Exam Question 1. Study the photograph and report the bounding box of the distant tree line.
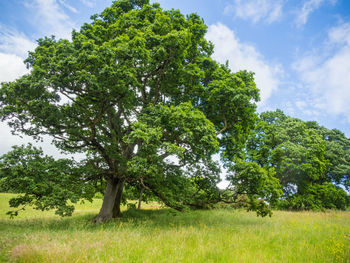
[238,109,350,211]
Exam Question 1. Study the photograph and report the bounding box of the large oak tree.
[0,0,280,222]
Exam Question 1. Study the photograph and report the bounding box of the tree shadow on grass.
[0,208,268,233]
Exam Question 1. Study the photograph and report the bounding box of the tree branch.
[216,114,231,135]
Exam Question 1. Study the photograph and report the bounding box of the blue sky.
[0,0,350,157]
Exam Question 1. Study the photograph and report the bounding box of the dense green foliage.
[1,0,348,219]
[0,145,94,217]
[277,182,348,210]
[0,0,281,221]
[227,160,282,216]
[306,121,350,191]
[241,109,349,210]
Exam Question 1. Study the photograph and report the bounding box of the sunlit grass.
[0,193,104,219]
[1,193,349,262]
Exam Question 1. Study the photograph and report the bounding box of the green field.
[0,193,349,263]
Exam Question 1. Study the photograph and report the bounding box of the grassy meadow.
[0,193,349,263]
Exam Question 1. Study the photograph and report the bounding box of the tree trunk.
[112,179,125,218]
[93,178,120,224]
[138,186,144,209]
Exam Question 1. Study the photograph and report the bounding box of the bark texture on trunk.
[93,178,120,224]
[112,179,125,218]
[138,187,144,209]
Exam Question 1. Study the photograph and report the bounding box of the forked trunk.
[112,179,125,218]
[93,178,123,223]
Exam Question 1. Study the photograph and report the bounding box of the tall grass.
[1,193,349,262]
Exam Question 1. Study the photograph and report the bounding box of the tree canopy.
[240,110,349,210]
[0,0,281,222]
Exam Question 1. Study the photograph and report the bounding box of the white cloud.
[328,22,350,45]
[295,0,337,27]
[293,94,322,118]
[0,122,77,158]
[80,0,96,7]
[206,23,282,104]
[224,0,283,24]
[295,0,323,27]
[0,1,81,158]
[58,0,78,13]
[0,28,33,155]
[0,27,36,58]
[293,22,350,122]
[0,26,35,82]
[295,100,307,110]
[0,54,30,155]
[26,0,76,39]
[0,54,28,83]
